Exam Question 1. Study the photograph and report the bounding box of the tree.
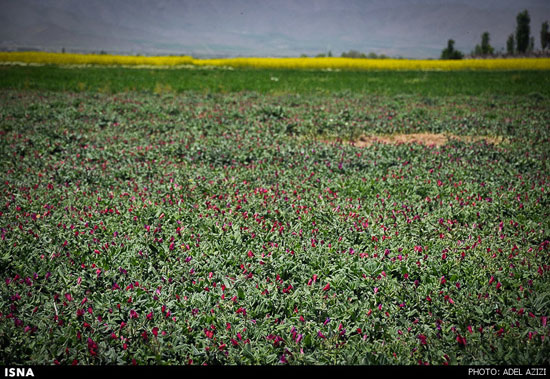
[507,34,515,55]
[441,39,464,60]
[473,32,494,57]
[515,10,531,54]
[481,32,494,55]
[341,50,367,59]
[541,21,549,50]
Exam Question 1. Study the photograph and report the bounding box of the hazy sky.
[1,0,550,58]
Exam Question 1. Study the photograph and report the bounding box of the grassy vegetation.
[0,65,549,366]
[1,65,550,96]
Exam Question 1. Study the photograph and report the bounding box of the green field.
[0,65,549,366]
[1,64,550,96]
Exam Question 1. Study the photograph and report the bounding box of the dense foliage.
[0,81,549,365]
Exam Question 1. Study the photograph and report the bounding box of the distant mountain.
[1,0,549,58]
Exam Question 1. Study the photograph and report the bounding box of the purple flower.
[417,334,427,345]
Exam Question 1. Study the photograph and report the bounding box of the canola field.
[0,58,549,366]
[2,51,550,71]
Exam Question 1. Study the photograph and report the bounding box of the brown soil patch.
[346,133,505,147]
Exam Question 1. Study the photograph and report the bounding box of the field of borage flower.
[0,70,549,366]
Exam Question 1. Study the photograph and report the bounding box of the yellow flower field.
[1,51,550,71]
[0,52,194,67]
[193,56,550,70]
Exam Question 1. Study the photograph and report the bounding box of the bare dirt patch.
[344,133,505,147]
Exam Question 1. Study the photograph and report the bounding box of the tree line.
[300,50,391,59]
[442,10,550,59]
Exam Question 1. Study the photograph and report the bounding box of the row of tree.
[301,50,391,59]
[504,10,548,55]
[442,10,550,59]
[340,50,389,59]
